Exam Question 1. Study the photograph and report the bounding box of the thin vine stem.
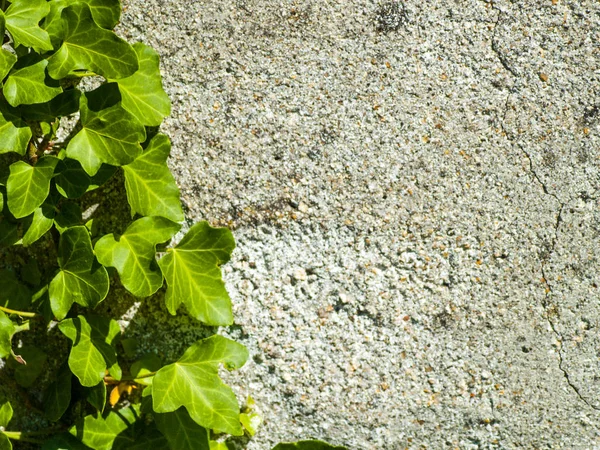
[0,306,37,318]
[105,371,157,383]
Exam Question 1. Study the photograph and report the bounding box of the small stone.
[539,73,549,82]
[293,268,307,281]
[298,202,309,213]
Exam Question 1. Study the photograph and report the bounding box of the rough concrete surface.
[118,0,600,448]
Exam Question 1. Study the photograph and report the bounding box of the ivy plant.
[0,0,250,447]
[0,1,348,449]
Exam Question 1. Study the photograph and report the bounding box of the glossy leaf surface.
[47,3,137,80]
[0,312,14,359]
[113,43,171,126]
[49,226,109,320]
[158,222,235,325]
[3,59,62,107]
[0,50,17,81]
[6,156,58,218]
[66,84,145,176]
[59,315,121,387]
[152,335,248,435]
[122,134,184,222]
[0,102,31,155]
[154,408,210,450]
[54,159,115,199]
[95,216,180,297]
[4,0,53,52]
[69,405,138,450]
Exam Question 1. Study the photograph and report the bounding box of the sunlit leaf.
[6,156,59,218]
[0,399,12,427]
[66,83,145,176]
[95,216,179,297]
[112,43,170,126]
[0,311,15,359]
[3,59,62,107]
[158,222,235,325]
[3,0,53,53]
[122,134,184,222]
[49,226,109,320]
[0,102,31,156]
[152,335,248,435]
[59,315,121,387]
[47,3,137,80]
[69,405,138,450]
[0,50,17,81]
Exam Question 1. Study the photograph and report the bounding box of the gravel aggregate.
[114,0,600,448]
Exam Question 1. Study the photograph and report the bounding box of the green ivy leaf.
[0,433,11,450]
[8,345,47,387]
[112,43,170,126]
[69,405,139,450]
[53,201,82,232]
[3,0,53,53]
[66,84,145,176]
[122,134,183,223]
[43,363,72,422]
[54,159,115,199]
[44,0,121,47]
[0,102,32,156]
[0,50,17,81]
[0,399,12,428]
[113,426,168,450]
[42,433,90,450]
[0,220,18,249]
[154,408,210,450]
[19,88,80,122]
[95,216,180,297]
[47,3,138,80]
[0,270,31,310]
[49,226,109,320]
[0,311,15,359]
[209,442,228,450]
[6,156,59,218]
[272,441,348,450]
[21,203,54,246]
[151,335,248,436]
[130,353,161,386]
[240,411,262,436]
[87,380,106,413]
[59,315,121,387]
[158,222,235,325]
[3,59,63,107]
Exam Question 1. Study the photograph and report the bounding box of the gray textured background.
[118,0,600,448]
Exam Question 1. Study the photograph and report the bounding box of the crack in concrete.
[486,4,600,407]
[489,1,518,79]
[519,141,600,411]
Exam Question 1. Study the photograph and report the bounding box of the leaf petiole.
[0,306,36,318]
[2,431,45,444]
[105,371,157,383]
